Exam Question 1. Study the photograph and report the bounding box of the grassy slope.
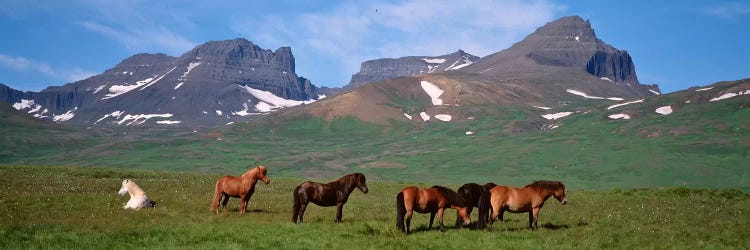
[1,165,748,249]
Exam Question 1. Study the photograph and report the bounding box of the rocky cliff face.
[345,50,479,89]
[466,16,656,96]
[0,38,328,127]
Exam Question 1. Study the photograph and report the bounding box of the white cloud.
[704,2,750,19]
[0,54,96,83]
[233,0,563,86]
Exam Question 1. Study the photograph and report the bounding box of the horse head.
[255,165,271,184]
[118,179,130,196]
[354,173,368,194]
[554,183,568,205]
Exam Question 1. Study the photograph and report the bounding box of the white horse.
[118,179,156,210]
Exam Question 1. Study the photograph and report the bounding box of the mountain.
[268,16,661,128]
[344,50,479,89]
[0,38,328,127]
[465,16,658,96]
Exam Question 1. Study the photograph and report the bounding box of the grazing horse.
[291,173,368,223]
[118,179,156,210]
[479,180,567,229]
[396,186,471,234]
[210,166,271,215]
[455,182,497,228]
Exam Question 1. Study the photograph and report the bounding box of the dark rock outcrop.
[345,50,479,89]
[0,38,331,127]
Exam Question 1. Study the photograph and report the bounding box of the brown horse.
[396,186,471,234]
[210,166,270,215]
[455,182,497,228]
[291,173,368,223]
[479,180,567,229]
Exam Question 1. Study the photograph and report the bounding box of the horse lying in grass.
[455,182,496,228]
[396,185,471,234]
[479,180,567,229]
[211,165,270,215]
[118,179,156,210]
[292,173,368,223]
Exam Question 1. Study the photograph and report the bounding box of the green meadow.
[1,165,748,249]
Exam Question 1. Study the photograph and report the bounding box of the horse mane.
[241,166,264,178]
[525,180,564,190]
[333,173,362,183]
[430,185,459,202]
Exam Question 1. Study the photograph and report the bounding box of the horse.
[291,173,368,223]
[479,180,567,230]
[455,182,497,228]
[396,185,471,234]
[210,165,270,215]
[118,179,156,210]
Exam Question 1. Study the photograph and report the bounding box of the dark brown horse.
[291,173,368,223]
[210,166,270,215]
[479,180,567,229]
[396,185,471,234]
[455,182,497,228]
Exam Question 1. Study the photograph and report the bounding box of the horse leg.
[298,203,308,223]
[528,211,534,229]
[336,203,344,223]
[405,210,413,234]
[532,207,540,229]
[437,208,445,232]
[428,212,436,230]
[221,194,230,214]
[240,196,248,215]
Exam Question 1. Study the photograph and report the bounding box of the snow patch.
[95,110,124,123]
[655,106,673,115]
[709,90,749,102]
[542,112,573,120]
[566,89,604,99]
[174,82,184,90]
[93,85,106,94]
[422,58,446,64]
[420,81,444,105]
[600,77,614,83]
[695,87,713,92]
[419,112,430,121]
[607,97,624,101]
[608,113,630,120]
[240,86,318,113]
[53,109,76,122]
[465,131,475,135]
[434,114,452,122]
[575,36,580,42]
[12,99,34,110]
[215,110,223,116]
[180,62,201,79]
[649,89,661,95]
[103,77,155,99]
[317,95,327,99]
[156,120,181,124]
[117,113,173,125]
[450,61,472,70]
[226,122,235,125]
[685,100,691,104]
[403,113,412,120]
[533,106,552,110]
[607,99,644,110]
[139,66,177,90]
[232,103,257,116]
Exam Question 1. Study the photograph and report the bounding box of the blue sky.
[0,0,748,93]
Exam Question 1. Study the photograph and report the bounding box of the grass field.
[1,165,748,249]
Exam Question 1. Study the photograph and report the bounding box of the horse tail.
[396,191,406,231]
[210,178,223,212]
[291,185,301,223]
[477,188,490,229]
